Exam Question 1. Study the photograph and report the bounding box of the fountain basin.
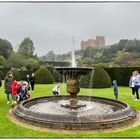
[56,67,93,76]
[13,96,136,130]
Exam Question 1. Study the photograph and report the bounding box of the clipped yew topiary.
[35,67,54,84]
[53,69,63,82]
[0,71,4,79]
[11,69,21,81]
[80,66,112,88]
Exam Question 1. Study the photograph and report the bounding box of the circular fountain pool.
[13,95,136,130]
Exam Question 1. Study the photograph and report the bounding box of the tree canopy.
[6,53,26,68]
[18,37,35,56]
[0,55,6,66]
[0,38,13,59]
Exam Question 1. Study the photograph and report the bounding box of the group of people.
[107,70,140,101]
[4,71,36,105]
[129,70,140,100]
[2,69,140,105]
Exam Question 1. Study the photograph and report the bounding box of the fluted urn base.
[65,78,85,109]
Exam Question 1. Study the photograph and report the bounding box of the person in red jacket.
[12,80,22,105]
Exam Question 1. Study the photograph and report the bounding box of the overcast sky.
[0,2,140,56]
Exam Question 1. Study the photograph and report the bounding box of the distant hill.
[41,39,140,67]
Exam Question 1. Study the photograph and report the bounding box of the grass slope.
[0,84,140,138]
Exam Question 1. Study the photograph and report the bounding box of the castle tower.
[96,36,105,48]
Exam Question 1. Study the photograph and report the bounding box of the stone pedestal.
[66,78,80,108]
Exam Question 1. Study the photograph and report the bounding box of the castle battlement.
[81,35,105,49]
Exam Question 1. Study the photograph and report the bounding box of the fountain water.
[71,36,76,67]
[12,37,137,130]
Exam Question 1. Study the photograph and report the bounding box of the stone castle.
[81,36,105,49]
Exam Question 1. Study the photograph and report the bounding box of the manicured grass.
[0,84,140,138]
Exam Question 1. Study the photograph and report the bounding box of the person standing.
[113,80,118,100]
[134,71,140,100]
[26,74,30,85]
[4,71,14,104]
[129,71,136,99]
[135,71,140,88]
[30,73,36,93]
[26,74,30,91]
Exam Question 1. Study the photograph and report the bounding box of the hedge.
[80,66,112,88]
[11,69,21,81]
[0,71,4,79]
[0,67,11,79]
[104,67,140,86]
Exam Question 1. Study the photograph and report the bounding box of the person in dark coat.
[30,73,36,93]
[113,80,118,100]
[4,71,14,104]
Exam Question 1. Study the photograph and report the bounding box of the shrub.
[53,70,63,82]
[0,67,10,78]
[6,53,26,68]
[0,55,6,66]
[11,69,21,81]
[104,67,140,86]
[20,70,28,80]
[21,66,27,71]
[80,66,112,88]
[20,69,38,81]
[0,71,4,79]
[35,67,54,84]
[25,58,39,69]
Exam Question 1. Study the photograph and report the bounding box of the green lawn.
[0,84,140,138]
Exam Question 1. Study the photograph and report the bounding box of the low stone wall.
[13,96,137,130]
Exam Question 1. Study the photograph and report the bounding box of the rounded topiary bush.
[35,67,54,84]
[20,70,28,80]
[80,66,112,88]
[11,69,21,81]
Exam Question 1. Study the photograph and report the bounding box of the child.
[17,81,31,101]
[12,80,22,105]
[52,84,60,96]
[113,80,118,100]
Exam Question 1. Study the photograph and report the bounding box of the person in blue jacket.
[113,80,118,100]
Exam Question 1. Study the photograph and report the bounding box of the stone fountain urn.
[56,67,93,109]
